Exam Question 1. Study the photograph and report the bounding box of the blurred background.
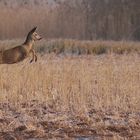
[0,0,139,41]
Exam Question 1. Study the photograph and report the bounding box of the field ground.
[0,40,140,139]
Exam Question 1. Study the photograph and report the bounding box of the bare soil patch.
[0,101,140,140]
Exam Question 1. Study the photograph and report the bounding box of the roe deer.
[0,27,42,64]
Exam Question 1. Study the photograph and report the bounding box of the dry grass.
[0,50,140,139]
[0,53,140,112]
[1,39,140,56]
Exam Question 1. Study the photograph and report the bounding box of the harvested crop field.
[0,100,140,140]
[0,52,140,139]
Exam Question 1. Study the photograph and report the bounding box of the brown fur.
[0,27,42,64]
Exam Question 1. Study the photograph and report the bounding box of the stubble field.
[0,40,140,139]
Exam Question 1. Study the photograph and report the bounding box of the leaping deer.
[0,27,42,64]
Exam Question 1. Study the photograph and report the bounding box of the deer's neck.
[23,39,35,52]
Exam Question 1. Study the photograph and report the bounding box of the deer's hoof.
[35,58,37,62]
[30,60,33,63]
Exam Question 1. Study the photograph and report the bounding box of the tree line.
[0,0,139,40]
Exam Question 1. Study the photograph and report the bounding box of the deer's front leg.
[35,54,37,62]
[30,49,37,63]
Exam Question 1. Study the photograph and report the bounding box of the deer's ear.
[30,27,37,34]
